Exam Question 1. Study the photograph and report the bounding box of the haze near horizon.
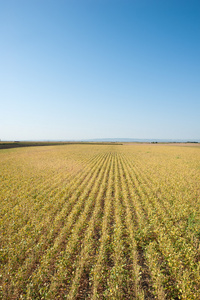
[1,0,199,141]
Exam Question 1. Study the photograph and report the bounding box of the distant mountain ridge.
[3,138,199,143]
[84,138,200,143]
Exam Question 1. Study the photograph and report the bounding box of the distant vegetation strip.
[0,141,123,149]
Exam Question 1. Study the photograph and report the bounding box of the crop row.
[0,144,199,299]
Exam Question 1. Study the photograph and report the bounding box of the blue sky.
[0,0,199,141]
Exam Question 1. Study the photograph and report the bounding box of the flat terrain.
[0,144,199,299]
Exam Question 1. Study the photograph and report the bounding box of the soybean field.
[0,144,200,299]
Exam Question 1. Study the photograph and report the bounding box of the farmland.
[0,144,200,299]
